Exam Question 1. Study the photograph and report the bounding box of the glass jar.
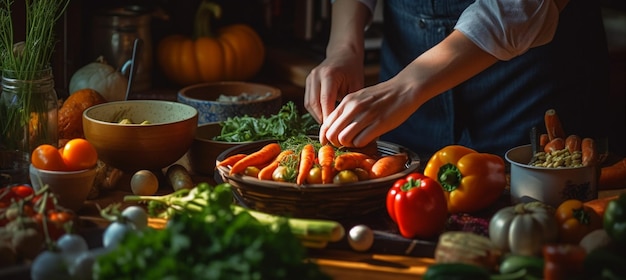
[0,68,58,186]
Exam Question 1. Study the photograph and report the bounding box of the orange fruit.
[60,138,98,170]
[31,144,67,171]
[58,88,107,139]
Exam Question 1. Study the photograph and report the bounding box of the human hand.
[304,51,364,124]
[319,74,423,148]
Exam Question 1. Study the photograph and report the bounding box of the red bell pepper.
[386,172,448,239]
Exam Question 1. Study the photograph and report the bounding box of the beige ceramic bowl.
[505,144,598,208]
[82,100,198,172]
[177,81,282,125]
[29,164,96,211]
[188,122,266,176]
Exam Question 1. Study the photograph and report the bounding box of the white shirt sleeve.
[357,0,377,15]
[454,0,560,61]
[331,0,377,15]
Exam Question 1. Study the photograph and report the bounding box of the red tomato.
[11,185,34,199]
[60,138,98,171]
[32,194,57,212]
[35,210,75,240]
[31,144,67,171]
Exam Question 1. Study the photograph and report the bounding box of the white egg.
[348,224,374,252]
[130,170,158,196]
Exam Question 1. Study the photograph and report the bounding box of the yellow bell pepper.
[424,145,506,213]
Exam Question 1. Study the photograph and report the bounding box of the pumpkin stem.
[194,0,222,39]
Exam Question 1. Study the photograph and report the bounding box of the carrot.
[369,153,408,179]
[318,144,336,184]
[544,137,565,153]
[296,144,316,185]
[581,137,597,166]
[599,157,626,189]
[565,134,582,153]
[544,109,566,141]
[217,153,247,168]
[333,152,373,171]
[230,143,282,175]
[584,195,619,217]
[257,149,294,180]
[539,133,550,148]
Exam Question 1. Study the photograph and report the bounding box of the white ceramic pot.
[505,144,598,208]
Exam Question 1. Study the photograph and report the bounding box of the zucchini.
[499,254,544,277]
[424,263,491,280]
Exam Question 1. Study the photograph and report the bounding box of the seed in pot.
[131,170,159,195]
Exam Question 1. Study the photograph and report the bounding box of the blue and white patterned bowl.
[177,81,282,125]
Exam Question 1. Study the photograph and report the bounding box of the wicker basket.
[215,140,420,219]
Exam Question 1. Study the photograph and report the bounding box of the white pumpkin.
[69,56,128,101]
[489,201,559,256]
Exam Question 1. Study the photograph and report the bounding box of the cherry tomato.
[272,166,290,182]
[307,166,322,184]
[36,210,75,240]
[244,166,261,178]
[11,185,34,199]
[32,194,57,212]
[333,170,359,184]
[60,138,98,171]
[31,144,66,171]
[0,187,16,204]
[353,168,370,181]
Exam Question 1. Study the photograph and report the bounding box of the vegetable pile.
[123,182,344,248]
[214,101,319,142]
[424,194,626,280]
[0,184,75,267]
[220,136,409,184]
[94,182,334,279]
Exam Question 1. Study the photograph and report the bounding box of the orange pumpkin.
[156,1,265,85]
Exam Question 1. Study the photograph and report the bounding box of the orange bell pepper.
[555,199,603,244]
[424,145,506,213]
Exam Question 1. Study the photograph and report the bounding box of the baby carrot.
[258,149,294,180]
[540,133,550,148]
[217,153,247,168]
[370,153,408,179]
[230,143,282,175]
[565,134,582,153]
[318,145,336,184]
[333,152,373,171]
[296,144,316,185]
[544,137,565,153]
[544,109,566,141]
[581,138,597,166]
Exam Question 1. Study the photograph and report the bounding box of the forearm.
[326,0,371,58]
[399,30,498,107]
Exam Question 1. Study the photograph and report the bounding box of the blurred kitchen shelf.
[265,45,380,88]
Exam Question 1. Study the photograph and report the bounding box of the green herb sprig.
[214,101,320,142]
[0,0,70,150]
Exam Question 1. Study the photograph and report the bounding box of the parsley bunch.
[94,184,331,280]
[214,101,319,142]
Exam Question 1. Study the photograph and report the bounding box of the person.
[304,0,618,159]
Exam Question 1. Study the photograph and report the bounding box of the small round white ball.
[130,170,158,196]
[348,224,374,252]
